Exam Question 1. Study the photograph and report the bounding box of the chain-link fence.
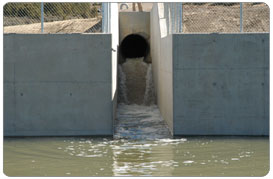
[4,2,269,34]
[4,2,102,33]
[164,2,269,34]
[242,3,269,32]
[182,3,241,33]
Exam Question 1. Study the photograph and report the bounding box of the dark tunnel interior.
[120,34,149,59]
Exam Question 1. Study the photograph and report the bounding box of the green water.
[3,136,269,176]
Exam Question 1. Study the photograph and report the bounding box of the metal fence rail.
[4,2,103,33]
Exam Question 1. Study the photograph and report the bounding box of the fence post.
[102,3,106,33]
[176,3,179,33]
[240,2,243,32]
[108,2,111,33]
[102,2,110,33]
[171,3,175,33]
[165,3,170,34]
[179,2,183,33]
[41,2,44,33]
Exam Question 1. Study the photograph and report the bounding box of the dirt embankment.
[182,3,269,33]
[4,18,101,34]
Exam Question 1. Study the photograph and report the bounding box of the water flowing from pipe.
[118,57,155,105]
[118,65,128,104]
[144,64,156,105]
[116,57,171,139]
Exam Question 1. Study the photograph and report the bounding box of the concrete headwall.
[4,34,113,136]
[119,11,151,63]
[173,33,269,135]
[119,12,150,42]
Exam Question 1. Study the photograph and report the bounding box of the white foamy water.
[118,65,128,104]
[118,57,155,105]
[116,57,169,139]
[114,104,171,140]
[144,64,156,105]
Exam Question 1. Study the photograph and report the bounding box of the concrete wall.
[150,3,173,134]
[173,33,269,136]
[4,34,113,136]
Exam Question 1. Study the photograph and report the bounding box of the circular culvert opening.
[120,34,149,59]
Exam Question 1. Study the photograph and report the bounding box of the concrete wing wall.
[150,3,174,134]
[4,34,113,136]
[111,3,119,127]
[173,33,269,135]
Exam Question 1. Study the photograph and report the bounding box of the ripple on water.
[3,135,269,176]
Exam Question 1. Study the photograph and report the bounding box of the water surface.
[4,136,269,176]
